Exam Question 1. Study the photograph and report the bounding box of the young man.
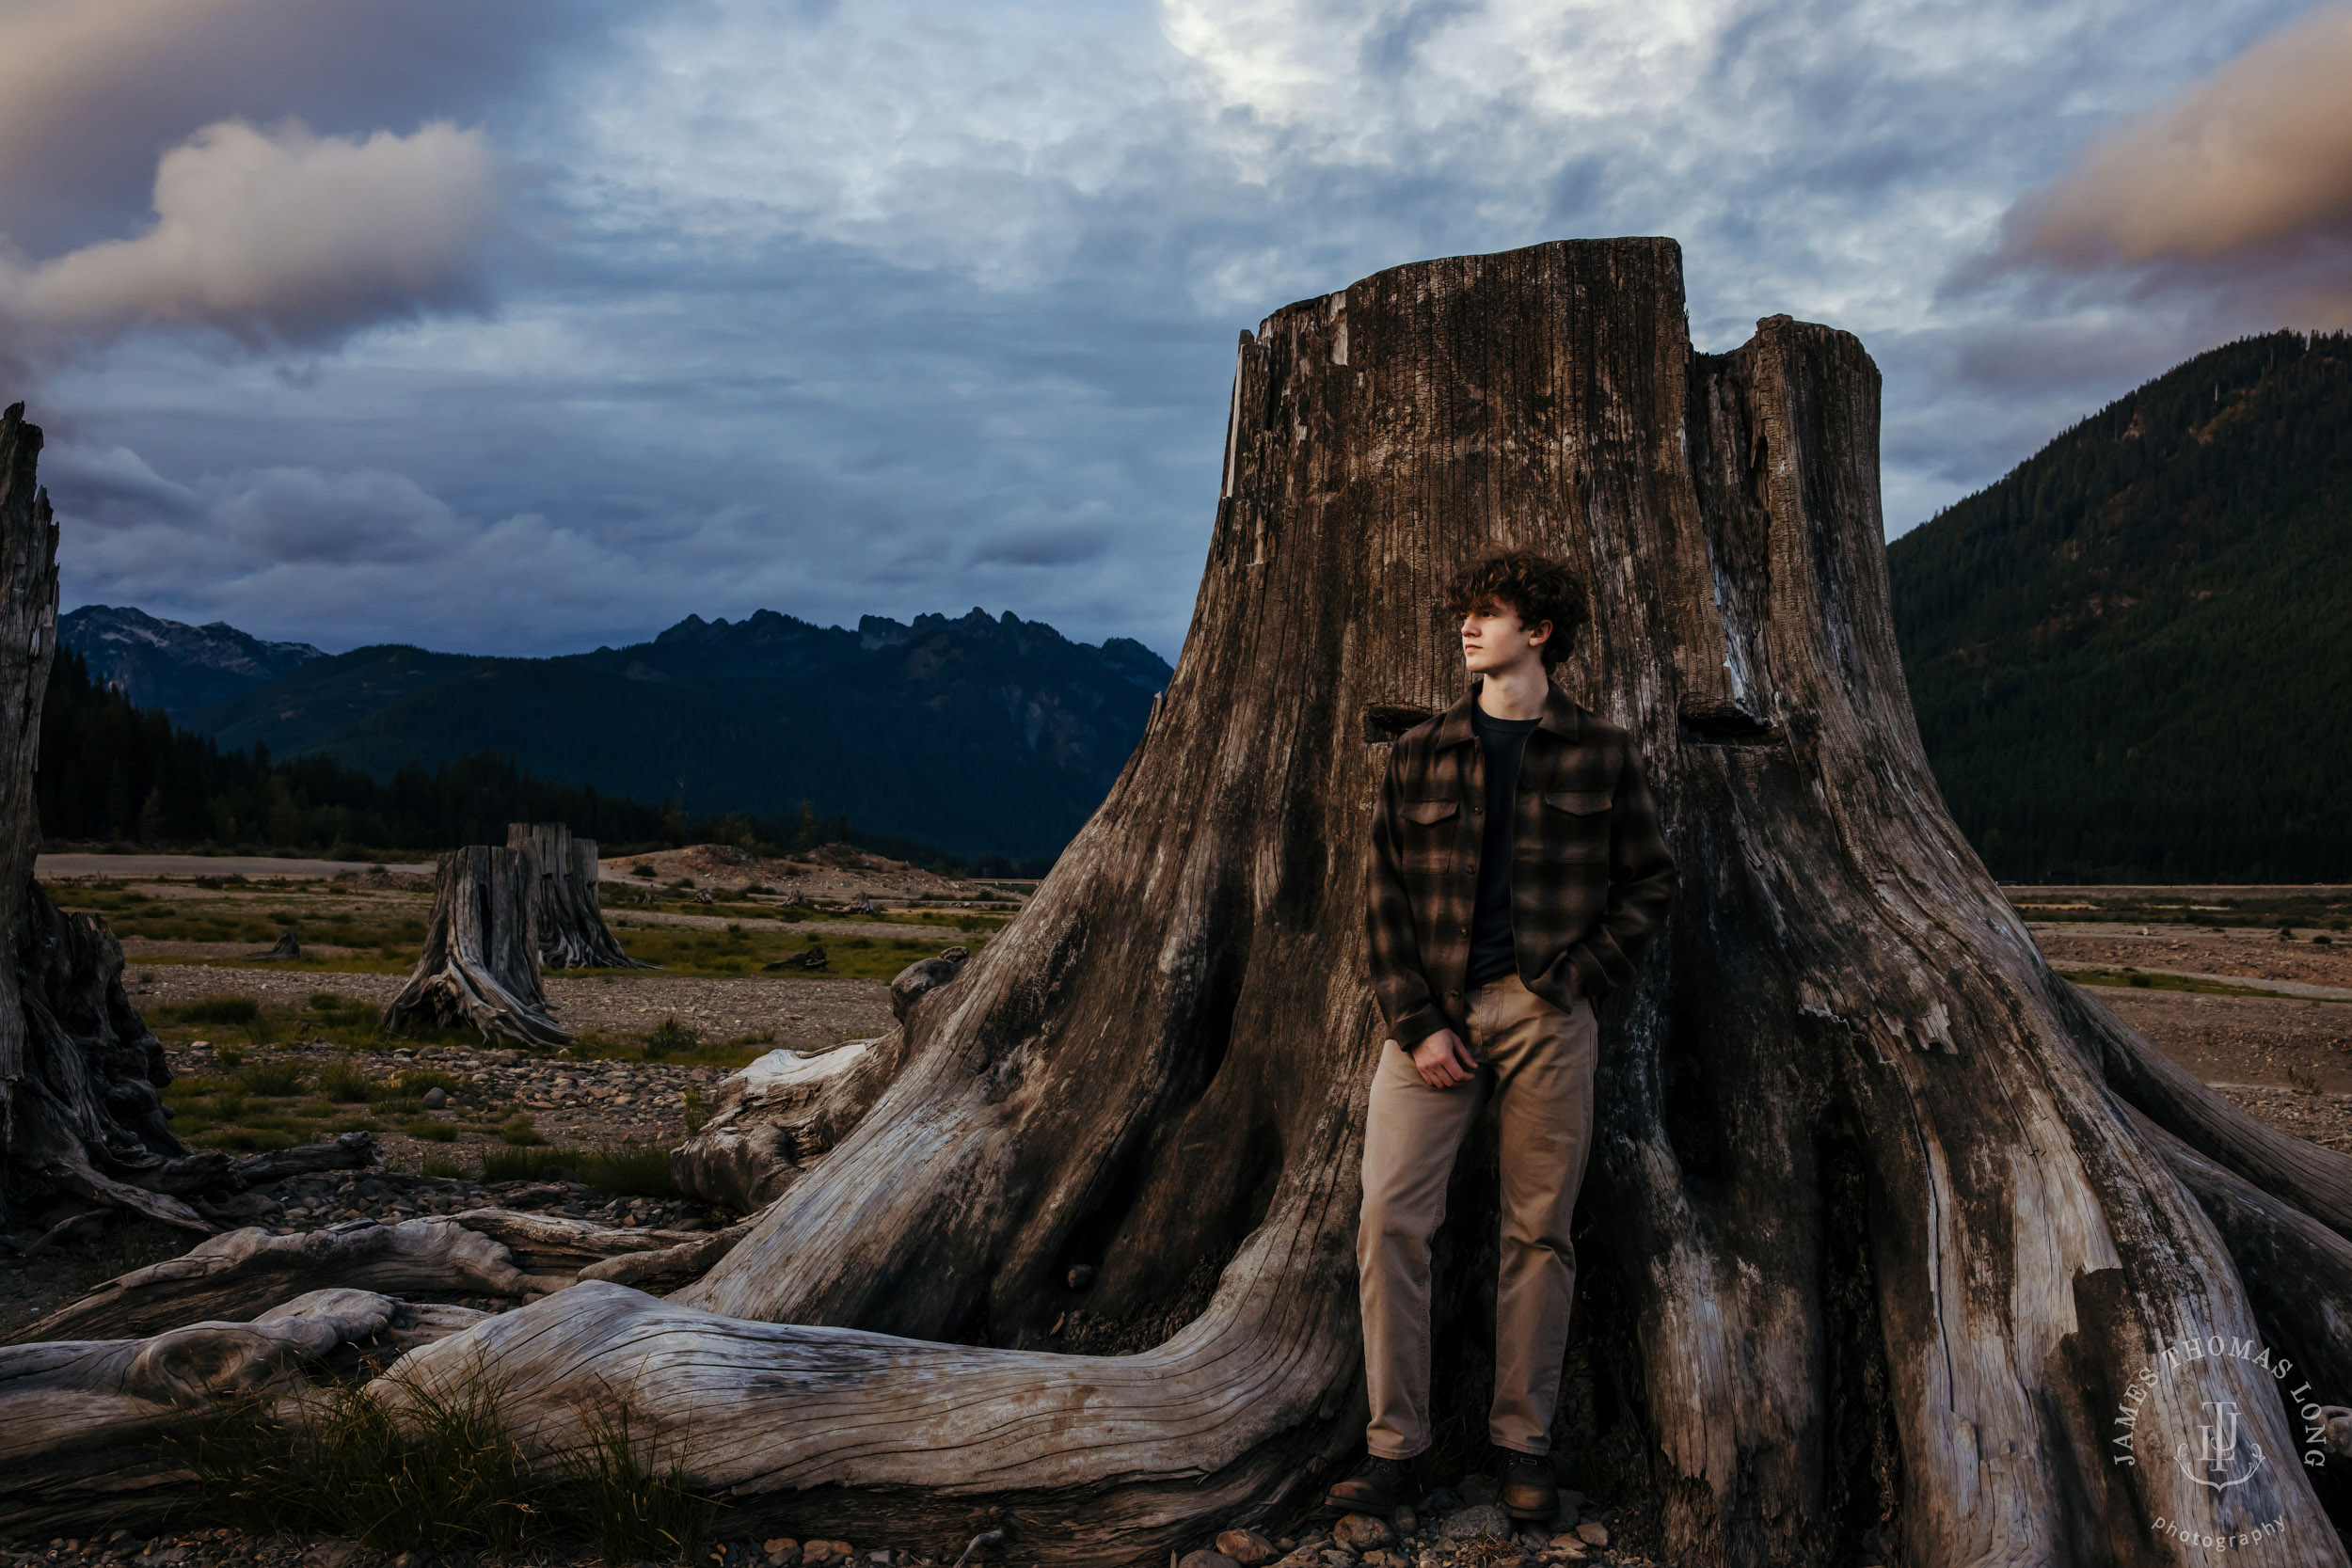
[1329,548,1676,1522]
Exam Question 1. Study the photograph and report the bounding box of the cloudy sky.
[7,0,2349,661]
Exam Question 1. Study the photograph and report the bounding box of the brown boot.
[1494,1447,1557,1522]
[1324,1452,1422,1513]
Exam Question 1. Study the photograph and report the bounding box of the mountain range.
[1887,329,2352,882]
[60,605,1173,862]
[57,605,324,714]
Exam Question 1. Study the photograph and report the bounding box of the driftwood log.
[381,847,570,1047]
[672,952,969,1210]
[0,1288,489,1536]
[8,1207,751,1344]
[506,821,651,969]
[10,243,2352,1565]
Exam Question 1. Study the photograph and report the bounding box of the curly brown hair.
[1440,548,1586,668]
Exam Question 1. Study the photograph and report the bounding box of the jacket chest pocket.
[1400,798,1459,873]
[1536,789,1611,863]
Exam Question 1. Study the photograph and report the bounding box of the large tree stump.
[506,822,652,969]
[381,847,570,1048]
[16,244,2352,1566]
[403,241,2352,1562]
[0,404,201,1238]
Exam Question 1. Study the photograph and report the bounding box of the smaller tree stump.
[506,823,652,969]
[382,847,570,1048]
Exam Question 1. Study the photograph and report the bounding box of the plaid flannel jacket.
[1365,679,1675,1049]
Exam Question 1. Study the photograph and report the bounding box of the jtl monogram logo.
[2180,1398,2266,1491]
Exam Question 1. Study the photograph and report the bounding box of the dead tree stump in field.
[386,241,2352,1564]
[382,847,569,1048]
[0,404,200,1237]
[507,821,650,969]
[12,245,2352,1566]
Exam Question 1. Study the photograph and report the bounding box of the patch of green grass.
[577,917,980,979]
[419,1153,467,1179]
[161,994,268,1042]
[2058,967,2344,1001]
[560,1399,720,1564]
[236,1061,307,1096]
[481,1143,675,1197]
[569,1031,769,1070]
[320,1057,382,1102]
[496,1117,545,1147]
[173,1366,545,1557]
[400,1120,461,1143]
[481,1144,566,1180]
[573,1145,677,1198]
[644,1017,695,1060]
[395,1068,471,1097]
[195,1127,298,1152]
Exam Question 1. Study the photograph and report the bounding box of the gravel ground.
[2033,925,2352,990]
[0,1487,1641,1568]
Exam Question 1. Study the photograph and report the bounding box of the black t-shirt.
[1467,707,1540,987]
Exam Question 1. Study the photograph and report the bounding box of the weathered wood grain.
[0,1288,485,1536]
[382,846,570,1046]
[508,822,653,969]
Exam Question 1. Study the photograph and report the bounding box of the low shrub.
[175,1369,722,1561]
[482,1144,568,1181]
[237,1061,307,1096]
[175,1368,539,1556]
[644,1017,696,1060]
[573,1145,676,1198]
[560,1398,720,1563]
[174,995,262,1028]
[497,1117,546,1147]
[169,994,271,1043]
[482,1143,675,1197]
[320,1058,380,1103]
[196,1127,297,1152]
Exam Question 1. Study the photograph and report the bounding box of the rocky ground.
[0,1485,1630,1568]
[2029,921,2352,1139]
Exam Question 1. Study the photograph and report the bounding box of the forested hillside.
[1888,330,2352,881]
[37,647,661,853]
[168,608,1168,862]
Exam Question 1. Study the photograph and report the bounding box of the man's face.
[1458,597,1551,674]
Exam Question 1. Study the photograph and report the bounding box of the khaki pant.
[1358,973,1597,1459]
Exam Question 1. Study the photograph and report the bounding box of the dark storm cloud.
[23,0,2346,665]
